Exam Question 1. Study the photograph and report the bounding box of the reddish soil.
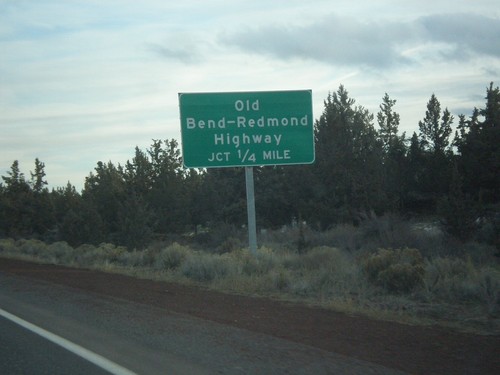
[1,257,499,375]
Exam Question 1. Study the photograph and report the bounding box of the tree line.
[1,83,499,250]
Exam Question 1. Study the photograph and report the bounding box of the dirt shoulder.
[1,257,499,375]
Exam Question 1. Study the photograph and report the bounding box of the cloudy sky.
[1,0,499,190]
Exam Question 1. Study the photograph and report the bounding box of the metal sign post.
[245,167,257,254]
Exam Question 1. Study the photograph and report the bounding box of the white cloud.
[219,13,500,69]
[419,13,500,58]
[1,0,499,190]
[219,14,411,68]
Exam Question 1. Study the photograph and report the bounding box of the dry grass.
[1,219,499,335]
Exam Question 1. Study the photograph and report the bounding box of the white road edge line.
[0,307,137,375]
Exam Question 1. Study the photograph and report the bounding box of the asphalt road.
[0,270,406,375]
[0,315,114,375]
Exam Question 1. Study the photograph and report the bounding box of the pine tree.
[30,158,48,193]
[1,161,33,237]
[477,82,500,204]
[438,163,477,242]
[377,93,401,153]
[418,94,453,154]
[454,83,500,204]
[83,161,125,242]
[201,167,246,226]
[147,139,188,234]
[314,86,385,226]
[416,94,454,208]
[377,93,407,211]
[117,192,154,250]
[2,160,28,192]
[28,158,54,238]
[123,147,153,196]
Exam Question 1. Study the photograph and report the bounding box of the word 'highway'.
[214,132,282,148]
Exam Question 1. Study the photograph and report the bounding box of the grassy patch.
[1,222,499,335]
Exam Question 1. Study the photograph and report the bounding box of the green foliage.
[0,238,16,253]
[234,247,278,276]
[217,236,242,254]
[284,246,343,271]
[292,246,364,297]
[455,83,500,205]
[180,252,232,282]
[310,224,364,252]
[2,160,26,191]
[377,94,408,211]
[313,85,385,226]
[438,163,478,242]
[424,257,500,315]
[154,243,189,271]
[2,236,499,331]
[201,168,247,226]
[361,248,425,293]
[30,158,48,193]
[193,222,244,252]
[0,84,498,248]
[98,242,127,262]
[1,161,49,238]
[117,249,157,268]
[147,139,191,234]
[414,94,454,209]
[70,242,127,267]
[418,94,453,154]
[377,92,401,152]
[83,161,126,240]
[270,268,291,291]
[116,192,154,250]
[59,206,104,247]
[43,241,75,263]
[17,238,48,257]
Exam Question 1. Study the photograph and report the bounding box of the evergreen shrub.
[361,248,425,293]
[424,257,500,309]
[181,252,231,282]
[154,243,189,271]
[0,238,15,253]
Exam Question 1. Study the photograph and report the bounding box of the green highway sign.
[179,90,315,168]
